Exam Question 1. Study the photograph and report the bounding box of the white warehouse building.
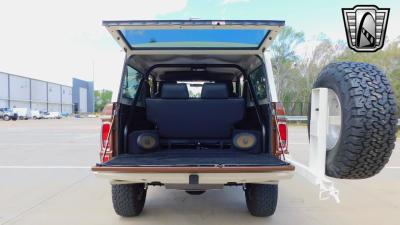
[0,71,73,114]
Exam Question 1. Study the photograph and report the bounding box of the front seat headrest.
[161,83,189,99]
[201,83,229,99]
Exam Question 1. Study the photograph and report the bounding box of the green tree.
[270,27,305,115]
[95,89,113,112]
[336,40,400,106]
[291,39,346,115]
[270,27,305,62]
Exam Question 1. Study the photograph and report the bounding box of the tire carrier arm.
[285,88,339,203]
[263,51,339,203]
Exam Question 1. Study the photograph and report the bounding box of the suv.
[92,20,397,217]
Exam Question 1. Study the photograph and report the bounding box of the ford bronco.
[92,20,397,217]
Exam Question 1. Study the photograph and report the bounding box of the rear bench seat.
[146,83,245,139]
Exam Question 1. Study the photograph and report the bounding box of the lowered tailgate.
[92,150,294,184]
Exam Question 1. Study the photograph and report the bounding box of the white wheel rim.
[326,89,342,150]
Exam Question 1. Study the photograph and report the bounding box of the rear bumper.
[92,165,294,184]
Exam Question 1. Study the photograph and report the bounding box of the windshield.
[120,29,269,49]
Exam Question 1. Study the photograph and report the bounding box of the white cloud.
[221,0,250,5]
[0,0,187,96]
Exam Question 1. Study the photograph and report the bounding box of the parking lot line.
[0,143,98,146]
[0,166,91,169]
[385,166,400,169]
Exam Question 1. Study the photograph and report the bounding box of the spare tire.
[312,62,397,179]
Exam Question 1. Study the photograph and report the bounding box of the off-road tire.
[3,115,10,121]
[245,184,278,217]
[185,190,206,195]
[111,183,147,217]
[313,62,397,179]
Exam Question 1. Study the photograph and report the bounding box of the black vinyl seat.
[161,83,189,99]
[146,83,244,139]
[201,83,229,99]
[154,81,178,97]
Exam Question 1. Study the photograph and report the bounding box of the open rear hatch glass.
[103,20,284,53]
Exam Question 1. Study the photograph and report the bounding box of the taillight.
[103,154,110,162]
[100,122,112,163]
[277,121,288,153]
[275,103,288,154]
[101,122,111,149]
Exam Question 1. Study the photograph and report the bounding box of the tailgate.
[92,151,294,173]
[92,151,294,184]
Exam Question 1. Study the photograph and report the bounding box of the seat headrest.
[201,83,229,99]
[161,83,189,99]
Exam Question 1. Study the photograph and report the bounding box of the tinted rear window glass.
[120,29,269,49]
[249,66,268,104]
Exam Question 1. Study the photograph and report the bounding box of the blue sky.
[158,0,400,42]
